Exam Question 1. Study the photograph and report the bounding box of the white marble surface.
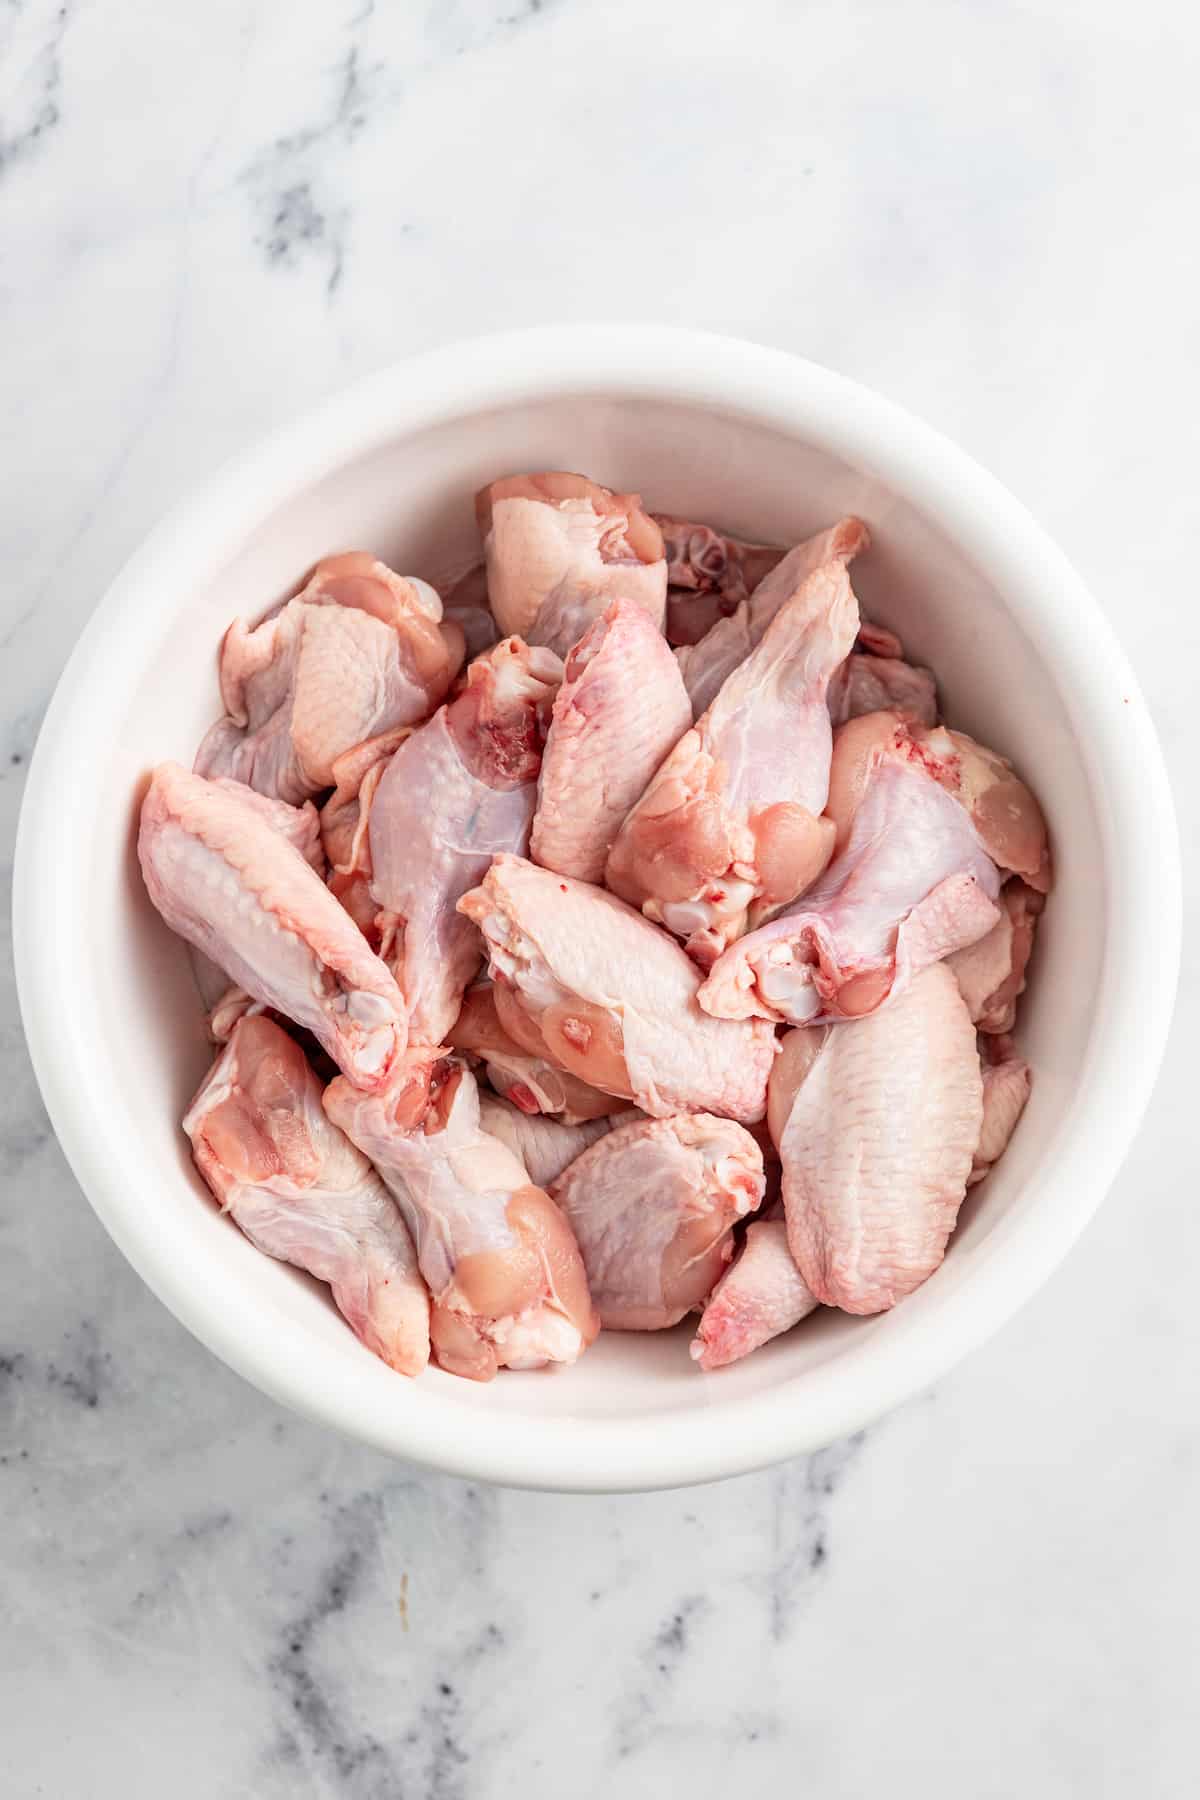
[3,1,1199,1793]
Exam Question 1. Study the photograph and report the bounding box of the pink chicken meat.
[192,777,327,1042]
[325,1060,598,1381]
[185,1015,429,1374]
[675,516,869,717]
[531,596,692,883]
[138,763,407,1089]
[655,515,785,648]
[970,1036,1032,1184]
[832,652,938,727]
[691,1217,819,1370]
[552,1112,765,1330]
[433,560,502,661]
[946,879,1044,1034]
[769,962,984,1313]
[364,638,562,1045]
[458,855,777,1123]
[476,472,667,657]
[477,1091,617,1191]
[698,710,1049,1026]
[318,726,412,943]
[195,553,462,804]
[606,558,860,963]
[448,983,621,1122]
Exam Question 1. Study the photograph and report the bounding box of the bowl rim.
[14,324,1181,1492]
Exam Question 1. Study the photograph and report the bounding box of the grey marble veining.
[3,0,1200,1794]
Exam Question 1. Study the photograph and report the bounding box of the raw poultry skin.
[770,962,983,1314]
[857,619,905,659]
[655,515,785,647]
[433,560,502,661]
[970,1035,1032,1184]
[324,1060,598,1381]
[138,763,408,1089]
[531,596,692,883]
[946,879,1044,1033]
[675,516,869,717]
[606,559,860,963]
[222,781,326,872]
[696,707,1052,1025]
[666,587,736,651]
[198,779,327,1043]
[691,1217,819,1369]
[194,553,462,804]
[831,651,938,728]
[458,854,777,1123]
[552,1112,765,1330]
[910,727,1051,893]
[448,983,621,1122]
[365,637,562,1045]
[318,726,412,943]
[475,472,667,657]
[184,1014,430,1374]
[477,1091,616,1190]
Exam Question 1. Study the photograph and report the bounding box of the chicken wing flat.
[366,638,562,1044]
[185,1015,429,1373]
[139,763,407,1089]
[675,516,869,717]
[769,963,983,1314]
[531,595,691,883]
[458,855,777,1123]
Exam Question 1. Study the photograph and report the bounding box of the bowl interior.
[44,369,1114,1483]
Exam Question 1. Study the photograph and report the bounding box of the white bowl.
[14,326,1179,1492]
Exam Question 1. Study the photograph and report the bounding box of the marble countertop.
[3,1,1198,1793]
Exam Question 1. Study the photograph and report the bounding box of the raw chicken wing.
[139,763,407,1088]
[656,516,785,647]
[690,1217,818,1369]
[434,560,502,660]
[770,963,983,1313]
[366,638,562,1044]
[198,779,328,1043]
[195,553,461,803]
[458,855,777,1123]
[223,781,326,871]
[606,559,859,962]
[831,652,938,727]
[946,879,1044,1033]
[325,1061,598,1381]
[675,516,869,717]
[970,1036,1032,1183]
[552,1112,764,1329]
[656,514,784,603]
[476,472,667,656]
[698,711,1021,1026]
[909,728,1051,892]
[448,983,620,1122]
[319,727,411,941]
[185,1015,429,1374]
[531,596,692,883]
[477,1091,616,1190]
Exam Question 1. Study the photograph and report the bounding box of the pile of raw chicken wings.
[138,471,1050,1384]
